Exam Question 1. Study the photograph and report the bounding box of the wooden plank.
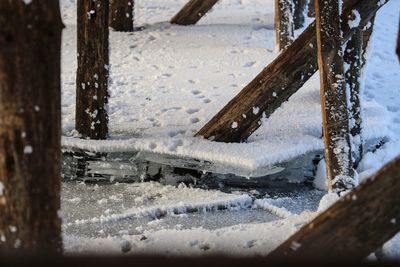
[0,1,63,252]
[345,29,364,166]
[267,156,400,260]
[315,0,354,191]
[171,0,219,25]
[76,0,110,140]
[196,0,390,143]
[109,0,134,32]
[293,0,308,29]
[275,0,295,51]
[397,19,400,61]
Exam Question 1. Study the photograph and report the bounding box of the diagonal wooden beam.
[266,156,400,260]
[196,0,390,143]
[171,0,219,25]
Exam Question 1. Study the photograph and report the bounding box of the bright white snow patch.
[348,10,361,29]
[24,146,33,154]
[313,159,328,191]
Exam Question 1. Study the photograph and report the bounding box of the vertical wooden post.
[275,0,295,51]
[308,0,315,17]
[109,0,134,32]
[344,30,363,166]
[0,0,63,252]
[76,0,110,140]
[293,0,308,29]
[315,0,354,192]
[397,19,400,61]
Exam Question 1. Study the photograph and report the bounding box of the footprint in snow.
[243,61,256,68]
[191,89,201,95]
[190,118,200,124]
[186,108,199,114]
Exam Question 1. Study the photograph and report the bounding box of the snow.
[348,10,361,29]
[59,0,400,258]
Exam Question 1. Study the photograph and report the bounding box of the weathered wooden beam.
[109,0,134,32]
[196,0,390,143]
[275,0,295,51]
[397,19,400,61]
[315,0,354,192]
[293,0,308,29]
[171,0,219,26]
[267,156,400,260]
[0,1,63,252]
[345,29,364,167]
[308,0,315,17]
[76,0,110,140]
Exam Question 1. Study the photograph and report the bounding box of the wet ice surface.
[61,180,324,239]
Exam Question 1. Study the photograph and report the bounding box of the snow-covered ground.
[60,0,400,258]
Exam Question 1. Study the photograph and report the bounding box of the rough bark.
[171,0,219,26]
[308,0,315,17]
[195,0,389,143]
[76,0,110,140]
[0,0,63,252]
[397,19,400,61]
[293,0,308,29]
[109,0,134,32]
[345,29,364,167]
[275,0,295,51]
[315,0,354,192]
[267,156,400,260]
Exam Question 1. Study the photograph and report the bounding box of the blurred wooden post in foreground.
[275,0,295,51]
[0,0,63,252]
[315,0,354,192]
[267,156,400,260]
[171,0,219,25]
[76,0,110,140]
[109,0,134,32]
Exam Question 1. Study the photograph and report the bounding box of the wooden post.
[171,0,219,26]
[315,0,354,192]
[293,0,308,29]
[196,0,390,143]
[267,156,400,260]
[345,30,364,167]
[275,0,295,51]
[76,0,110,140]
[109,0,134,32]
[397,19,400,61]
[308,0,315,17]
[0,0,63,252]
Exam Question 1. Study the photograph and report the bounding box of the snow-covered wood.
[267,156,400,260]
[171,0,219,26]
[293,0,308,29]
[345,29,364,166]
[275,0,295,51]
[0,0,63,252]
[76,0,110,140]
[315,0,354,192]
[109,0,134,32]
[196,0,390,143]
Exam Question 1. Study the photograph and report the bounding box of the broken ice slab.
[61,136,387,183]
[62,146,317,184]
